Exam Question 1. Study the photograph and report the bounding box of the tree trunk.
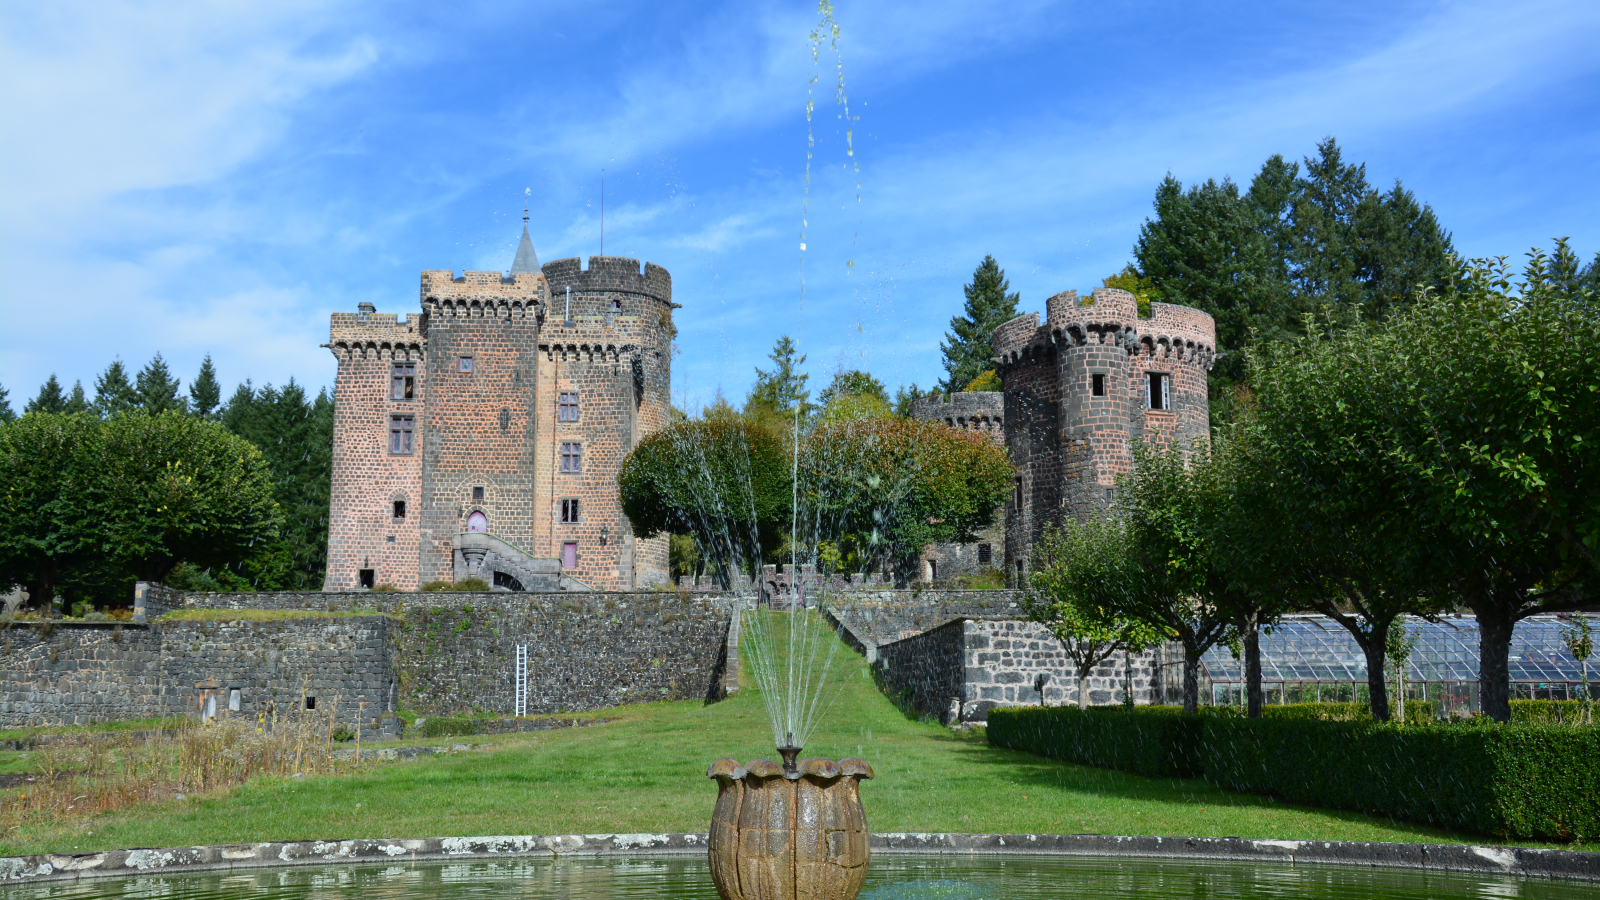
[1245,615,1263,719]
[1182,644,1201,715]
[1361,624,1391,722]
[1478,612,1515,723]
[1077,668,1089,709]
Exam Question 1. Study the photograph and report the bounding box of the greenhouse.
[1156,614,1594,715]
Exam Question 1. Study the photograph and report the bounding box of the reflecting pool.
[10,853,1589,899]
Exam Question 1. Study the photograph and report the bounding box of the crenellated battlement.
[910,391,1005,446]
[328,306,426,361]
[992,289,1216,371]
[541,256,672,305]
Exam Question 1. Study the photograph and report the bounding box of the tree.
[1559,616,1592,723]
[88,411,281,583]
[189,355,221,420]
[619,412,792,589]
[0,384,13,424]
[0,413,100,609]
[63,381,91,415]
[93,360,138,418]
[25,376,68,415]
[745,335,813,420]
[220,379,334,590]
[1386,619,1418,723]
[891,383,932,418]
[817,369,887,407]
[940,255,1020,394]
[1023,518,1161,708]
[1100,266,1160,317]
[962,370,1001,392]
[1357,244,1598,721]
[135,353,185,414]
[1116,440,1237,714]
[801,417,1012,585]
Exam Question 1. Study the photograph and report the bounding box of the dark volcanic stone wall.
[874,619,965,724]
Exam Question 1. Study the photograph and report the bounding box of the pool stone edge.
[1,832,1595,884]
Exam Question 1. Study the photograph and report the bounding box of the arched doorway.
[466,511,487,533]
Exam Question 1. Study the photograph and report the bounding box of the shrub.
[330,724,356,743]
[1261,701,1436,725]
[1510,699,1593,725]
[419,579,488,592]
[988,706,1600,842]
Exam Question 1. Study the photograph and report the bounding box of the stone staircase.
[452,532,591,592]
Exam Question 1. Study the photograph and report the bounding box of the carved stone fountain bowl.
[707,756,874,900]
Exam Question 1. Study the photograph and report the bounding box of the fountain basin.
[708,756,874,900]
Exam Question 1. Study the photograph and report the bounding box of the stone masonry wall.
[172,589,734,717]
[874,619,965,724]
[872,618,1161,724]
[0,617,394,730]
[909,392,1007,584]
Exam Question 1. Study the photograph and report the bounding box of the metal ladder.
[514,644,528,717]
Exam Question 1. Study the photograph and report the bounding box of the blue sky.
[2,0,1597,412]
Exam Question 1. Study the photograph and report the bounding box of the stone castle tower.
[993,288,1215,583]
[323,219,675,592]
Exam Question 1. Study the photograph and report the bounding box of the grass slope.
[5,633,1592,856]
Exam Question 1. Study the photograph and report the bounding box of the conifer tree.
[25,375,67,415]
[0,384,13,423]
[745,335,812,418]
[189,355,221,420]
[63,381,91,415]
[940,255,1020,394]
[93,361,138,418]
[135,353,185,414]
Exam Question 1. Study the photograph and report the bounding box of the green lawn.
[4,637,1594,857]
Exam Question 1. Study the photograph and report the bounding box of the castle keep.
[993,288,1215,581]
[323,222,675,592]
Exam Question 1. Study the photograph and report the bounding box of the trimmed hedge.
[1511,699,1595,725]
[988,706,1599,842]
[1259,701,1436,724]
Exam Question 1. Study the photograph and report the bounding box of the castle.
[993,287,1215,580]
[322,218,676,592]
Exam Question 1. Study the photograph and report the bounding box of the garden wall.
[0,617,394,730]
[874,618,1161,723]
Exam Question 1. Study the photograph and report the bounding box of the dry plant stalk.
[1,710,348,835]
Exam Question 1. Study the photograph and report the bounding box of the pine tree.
[745,335,812,418]
[135,353,185,414]
[24,375,67,415]
[0,383,14,423]
[63,381,91,415]
[940,256,1020,394]
[1352,180,1456,322]
[93,360,138,418]
[189,355,221,419]
[1289,137,1372,311]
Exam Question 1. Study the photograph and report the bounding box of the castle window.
[558,392,580,422]
[561,498,581,523]
[391,363,415,400]
[358,569,375,589]
[560,442,583,473]
[562,542,578,570]
[927,559,938,581]
[1091,373,1106,397]
[1014,478,1023,507]
[228,689,241,712]
[1146,372,1170,410]
[978,543,992,566]
[458,356,474,373]
[472,486,484,501]
[305,696,317,710]
[389,416,414,454]
[393,500,406,519]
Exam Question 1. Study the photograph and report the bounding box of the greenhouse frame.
[1155,614,1595,716]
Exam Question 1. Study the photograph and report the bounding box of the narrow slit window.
[390,416,414,454]
[560,498,581,523]
[1091,373,1106,397]
[560,442,583,473]
[391,363,416,400]
[927,559,938,581]
[558,392,580,422]
[1146,373,1169,410]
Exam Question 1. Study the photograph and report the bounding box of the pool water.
[11,853,1587,899]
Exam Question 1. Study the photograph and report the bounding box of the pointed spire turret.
[510,202,540,274]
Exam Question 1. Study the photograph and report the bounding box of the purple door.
[466,511,487,533]
[562,542,577,570]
